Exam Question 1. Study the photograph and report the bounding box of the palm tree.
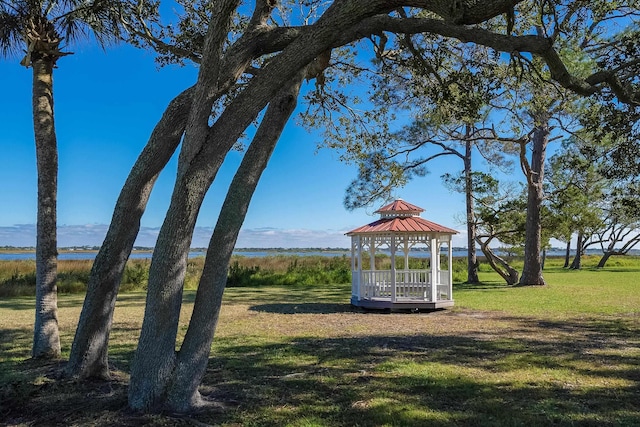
[0,0,125,358]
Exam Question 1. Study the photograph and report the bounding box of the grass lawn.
[1,261,639,426]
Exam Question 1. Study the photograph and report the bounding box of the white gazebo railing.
[355,268,451,302]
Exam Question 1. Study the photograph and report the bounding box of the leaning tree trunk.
[128,105,273,411]
[31,57,61,359]
[518,120,548,286]
[127,12,333,406]
[596,251,614,268]
[478,236,519,285]
[165,75,302,412]
[464,127,479,283]
[127,163,216,411]
[67,0,281,380]
[66,87,193,379]
[570,232,583,269]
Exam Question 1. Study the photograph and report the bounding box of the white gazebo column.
[370,237,376,273]
[352,235,360,300]
[390,234,397,302]
[430,235,438,302]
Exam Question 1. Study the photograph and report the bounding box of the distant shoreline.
[0,247,350,254]
[2,247,638,258]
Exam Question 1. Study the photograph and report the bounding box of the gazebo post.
[403,235,409,285]
[430,235,438,302]
[370,237,375,274]
[352,235,359,300]
[390,234,397,302]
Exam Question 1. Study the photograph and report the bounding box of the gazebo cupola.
[347,199,458,310]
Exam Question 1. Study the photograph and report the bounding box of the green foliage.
[227,255,352,287]
[226,261,260,287]
[121,260,150,292]
[0,258,156,297]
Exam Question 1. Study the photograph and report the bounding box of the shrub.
[121,259,151,291]
[227,261,260,287]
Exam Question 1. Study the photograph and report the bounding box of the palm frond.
[55,0,130,47]
[0,8,26,58]
[1,0,160,60]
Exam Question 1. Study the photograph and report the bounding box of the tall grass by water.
[0,253,636,298]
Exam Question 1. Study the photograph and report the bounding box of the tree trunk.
[31,58,61,359]
[478,237,519,285]
[596,251,613,268]
[464,126,479,284]
[127,164,217,411]
[127,2,259,410]
[563,240,571,268]
[66,87,193,379]
[570,232,583,269]
[165,75,302,412]
[518,119,548,286]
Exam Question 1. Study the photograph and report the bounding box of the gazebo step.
[351,296,454,311]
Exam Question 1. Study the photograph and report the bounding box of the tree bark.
[570,232,583,270]
[127,2,255,411]
[67,0,285,381]
[165,74,303,412]
[518,119,548,286]
[66,87,194,379]
[464,126,479,283]
[31,57,61,359]
[563,240,571,268]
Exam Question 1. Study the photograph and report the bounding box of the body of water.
[0,250,347,261]
[0,249,512,261]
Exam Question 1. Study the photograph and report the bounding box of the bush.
[122,260,150,291]
[227,261,260,287]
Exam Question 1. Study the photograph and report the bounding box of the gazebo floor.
[351,296,454,311]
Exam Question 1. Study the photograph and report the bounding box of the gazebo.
[346,199,458,310]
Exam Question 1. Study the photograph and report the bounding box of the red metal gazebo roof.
[375,199,424,215]
[347,199,458,235]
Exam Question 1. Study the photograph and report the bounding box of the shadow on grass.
[0,328,32,363]
[198,316,640,426]
[0,295,89,311]
[0,297,36,311]
[222,284,351,305]
[454,281,511,291]
[249,302,354,314]
[591,267,640,273]
[3,312,639,426]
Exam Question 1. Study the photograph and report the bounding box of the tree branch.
[340,14,640,105]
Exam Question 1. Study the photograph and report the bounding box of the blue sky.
[1,41,475,248]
